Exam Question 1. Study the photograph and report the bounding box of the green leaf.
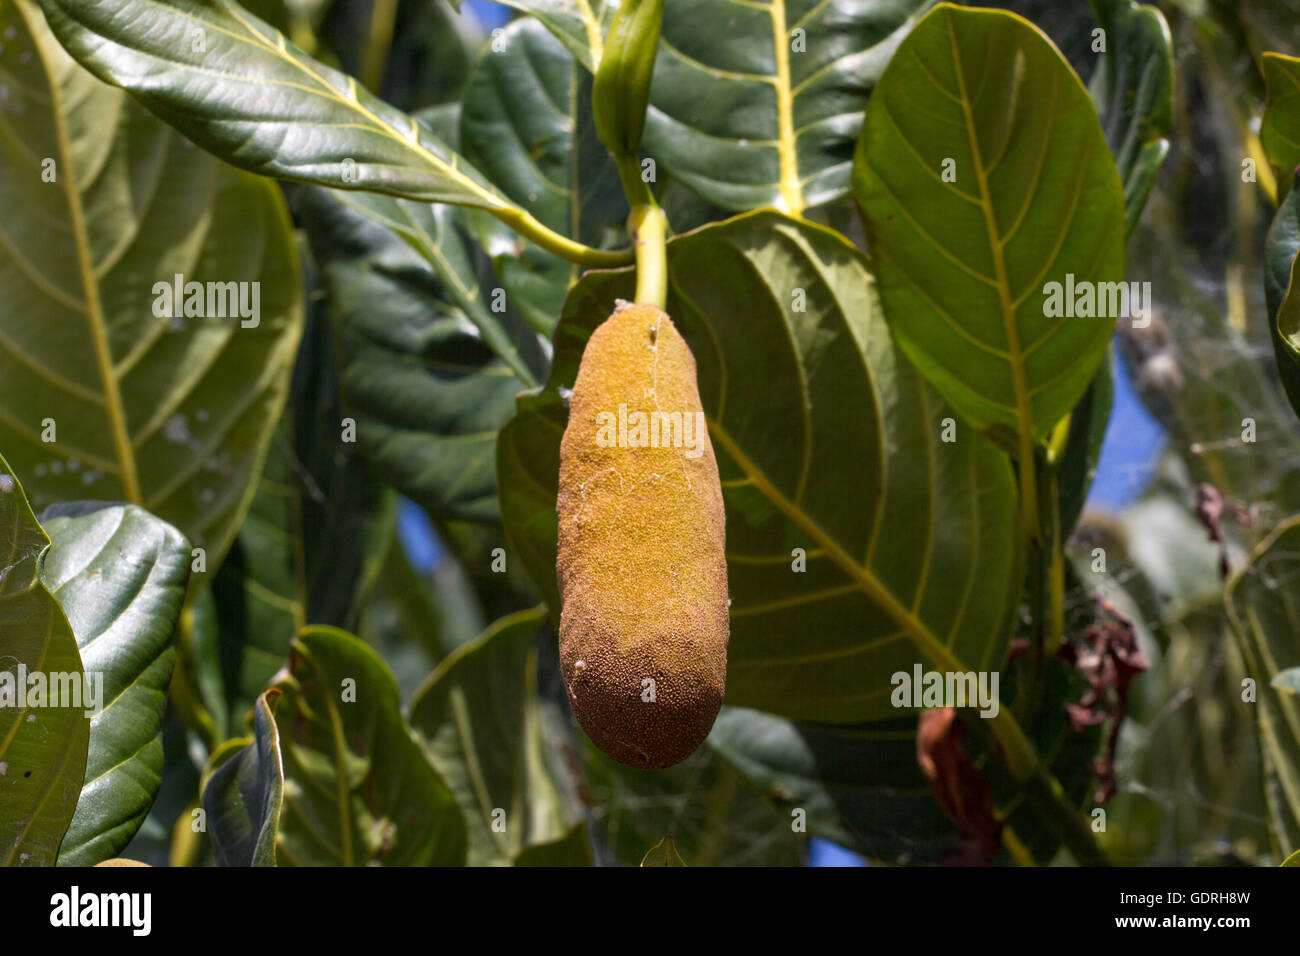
[286,292,395,632]
[463,19,626,249]
[201,689,284,866]
[0,455,90,866]
[409,607,585,865]
[1283,847,1300,867]
[1226,516,1300,855]
[640,834,686,866]
[318,0,478,111]
[644,0,937,214]
[993,574,1109,864]
[37,0,628,268]
[37,504,189,866]
[459,19,627,335]
[0,1,302,574]
[273,626,467,865]
[498,210,1021,724]
[292,186,529,520]
[1087,0,1173,236]
[37,0,508,210]
[513,822,595,866]
[200,426,304,740]
[488,0,614,72]
[852,3,1126,449]
[302,177,550,385]
[1262,52,1300,175]
[1266,173,1300,421]
[709,708,954,863]
[197,284,392,739]
[115,703,208,866]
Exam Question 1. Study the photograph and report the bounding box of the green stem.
[629,203,668,307]
[966,713,1110,866]
[1025,445,1065,718]
[1044,418,1069,649]
[1006,431,1103,864]
[616,153,655,209]
[1023,765,1111,866]
[492,207,635,267]
[1001,824,1037,866]
[1048,478,1065,643]
[1027,446,1067,720]
[1017,434,1040,546]
[1026,536,1048,716]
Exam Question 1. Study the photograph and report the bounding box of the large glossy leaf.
[38,0,512,212]
[1226,517,1300,855]
[497,210,1021,723]
[1262,53,1300,175]
[481,0,614,72]
[0,456,89,865]
[318,0,477,110]
[462,18,625,251]
[286,289,393,632]
[708,707,954,863]
[296,101,552,387]
[459,18,627,335]
[853,3,1126,450]
[1087,0,1173,236]
[643,0,937,214]
[273,626,466,865]
[118,706,208,866]
[0,1,302,572]
[195,284,391,739]
[409,607,585,865]
[292,185,528,521]
[199,426,303,740]
[201,689,284,866]
[37,504,189,866]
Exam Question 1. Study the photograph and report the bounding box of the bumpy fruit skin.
[557,303,728,769]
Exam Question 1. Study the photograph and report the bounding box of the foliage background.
[2,0,1299,867]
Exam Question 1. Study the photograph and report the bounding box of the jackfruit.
[556,301,729,769]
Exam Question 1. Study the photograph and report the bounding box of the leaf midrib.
[19,0,140,502]
[575,0,604,67]
[213,0,506,209]
[706,419,965,678]
[768,0,802,215]
[943,11,1034,483]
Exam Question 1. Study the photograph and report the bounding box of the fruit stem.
[630,202,668,308]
